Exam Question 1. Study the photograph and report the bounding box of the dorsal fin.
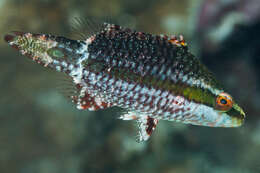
[168,35,187,47]
[70,16,118,41]
[70,17,105,40]
[69,15,134,41]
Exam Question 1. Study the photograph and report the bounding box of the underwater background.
[0,0,260,172]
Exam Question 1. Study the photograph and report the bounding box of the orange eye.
[216,92,233,111]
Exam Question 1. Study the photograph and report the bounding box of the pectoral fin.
[136,116,159,142]
[119,112,159,142]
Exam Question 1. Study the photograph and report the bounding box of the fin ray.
[70,17,106,40]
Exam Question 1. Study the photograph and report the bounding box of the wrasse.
[4,23,245,142]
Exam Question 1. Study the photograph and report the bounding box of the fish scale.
[4,22,245,142]
[81,68,192,121]
[84,24,208,109]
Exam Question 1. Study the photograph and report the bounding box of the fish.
[4,22,246,142]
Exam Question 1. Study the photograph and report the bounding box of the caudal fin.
[4,31,87,73]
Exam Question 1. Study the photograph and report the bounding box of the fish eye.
[216,92,233,111]
[220,98,227,105]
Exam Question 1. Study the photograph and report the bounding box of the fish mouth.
[229,117,244,127]
[217,111,245,127]
[224,103,246,127]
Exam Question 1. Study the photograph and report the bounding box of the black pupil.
[220,98,227,105]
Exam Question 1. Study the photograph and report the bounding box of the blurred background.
[0,0,260,173]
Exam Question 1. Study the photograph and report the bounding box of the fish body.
[4,23,245,142]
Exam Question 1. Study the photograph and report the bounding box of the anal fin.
[57,74,112,111]
[74,90,112,111]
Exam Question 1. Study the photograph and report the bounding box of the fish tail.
[4,31,87,73]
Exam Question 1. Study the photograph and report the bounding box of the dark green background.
[1,0,260,173]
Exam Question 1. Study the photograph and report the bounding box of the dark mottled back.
[86,23,222,106]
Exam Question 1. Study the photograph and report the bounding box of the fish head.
[187,92,245,127]
[181,77,246,127]
[4,31,87,72]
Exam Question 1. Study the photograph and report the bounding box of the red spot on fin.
[136,116,159,142]
[146,116,158,136]
[118,112,159,142]
[75,91,112,111]
[168,35,187,47]
[57,74,112,111]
